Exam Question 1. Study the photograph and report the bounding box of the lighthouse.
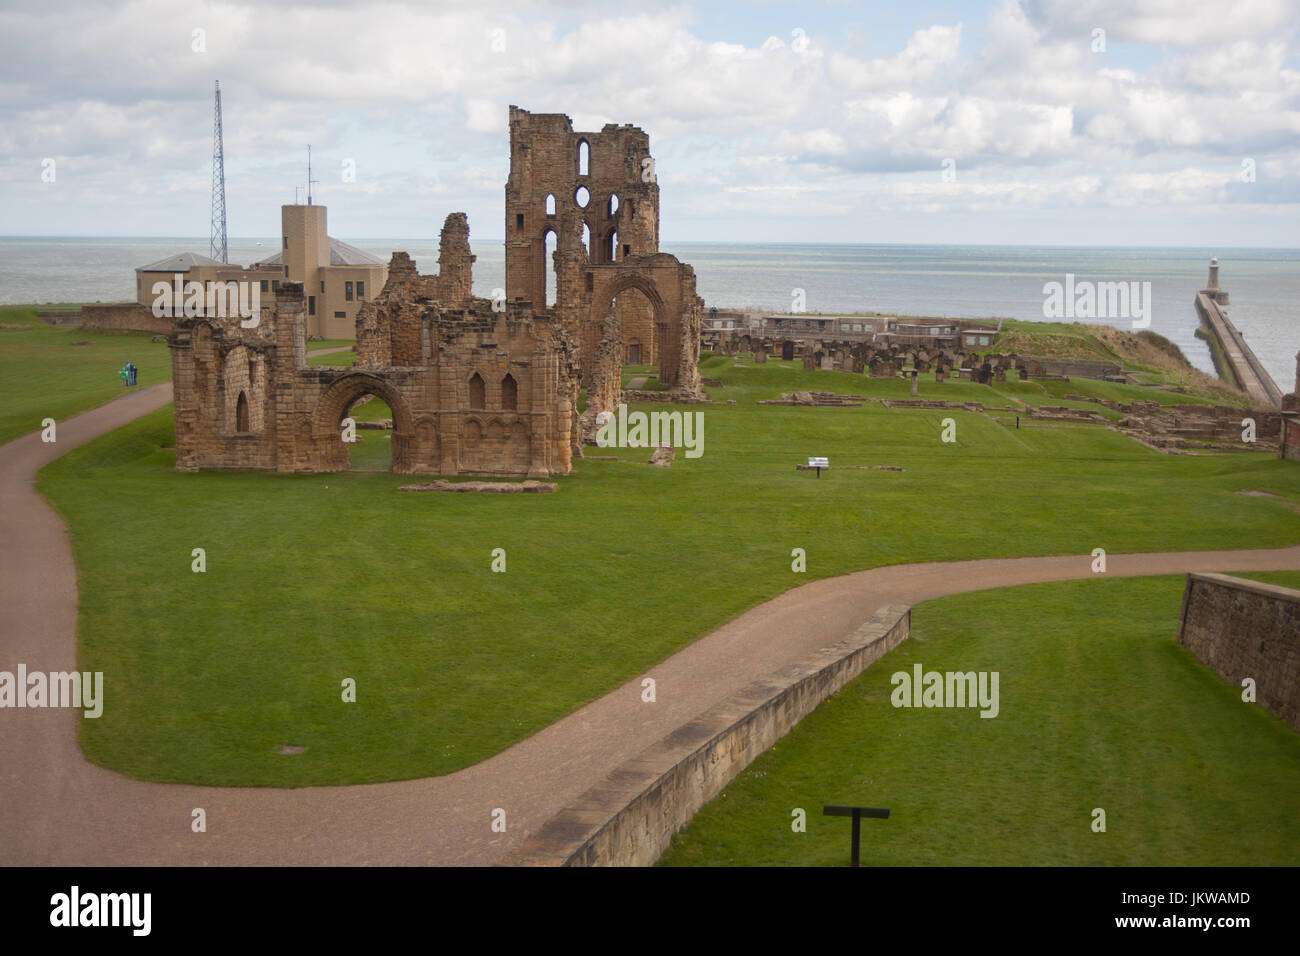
[1203,256,1229,305]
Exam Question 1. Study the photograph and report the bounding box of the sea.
[1,238,1296,389]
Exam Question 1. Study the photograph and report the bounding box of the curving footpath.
[2,380,1299,865]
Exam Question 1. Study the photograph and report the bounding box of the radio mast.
[209,80,228,263]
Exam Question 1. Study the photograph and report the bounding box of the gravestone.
[754,350,767,363]
[910,370,919,396]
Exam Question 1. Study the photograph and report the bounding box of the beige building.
[135,253,281,310]
[136,203,388,339]
[253,204,388,339]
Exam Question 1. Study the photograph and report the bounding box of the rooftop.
[136,251,224,272]
[254,238,385,269]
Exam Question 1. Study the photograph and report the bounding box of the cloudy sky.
[2,0,1297,245]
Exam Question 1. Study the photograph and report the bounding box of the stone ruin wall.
[503,106,703,410]
[1178,573,1300,731]
[171,241,579,478]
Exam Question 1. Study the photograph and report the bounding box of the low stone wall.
[1282,413,1300,461]
[1177,573,1300,731]
[81,303,171,334]
[505,603,911,866]
[36,309,84,326]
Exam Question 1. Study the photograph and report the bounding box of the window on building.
[283,237,288,249]
[308,295,315,315]
[334,311,345,319]
[545,194,556,216]
[516,213,524,231]
[320,281,325,294]
[272,280,280,292]
[623,244,631,258]
[345,281,353,302]
[260,280,268,293]
[235,391,249,432]
[578,139,589,176]
[468,372,485,408]
[357,281,364,299]
[284,266,289,278]
[501,374,518,411]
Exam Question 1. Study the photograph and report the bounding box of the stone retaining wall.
[81,303,172,334]
[1177,572,1300,731]
[505,604,911,866]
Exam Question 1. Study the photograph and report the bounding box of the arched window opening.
[545,193,556,216]
[575,186,589,208]
[501,374,518,411]
[578,139,589,176]
[544,230,557,308]
[608,193,619,217]
[581,222,591,258]
[235,391,250,432]
[609,230,619,263]
[469,372,485,409]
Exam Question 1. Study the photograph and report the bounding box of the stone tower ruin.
[503,106,703,404]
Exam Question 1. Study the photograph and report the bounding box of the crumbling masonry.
[169,106,702,476]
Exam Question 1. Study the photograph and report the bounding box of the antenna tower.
[307,144,319,205]
[209,80,228,263]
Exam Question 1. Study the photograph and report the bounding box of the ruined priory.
[167,106,705,477]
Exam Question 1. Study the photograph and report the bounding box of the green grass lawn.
[306,343,356,366]
[658,574,1300,866]
[34,354,1300,787]
[344,398,393,470]
[0,304,172,445]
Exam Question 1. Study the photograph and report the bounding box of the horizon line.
[1,235,1298,252]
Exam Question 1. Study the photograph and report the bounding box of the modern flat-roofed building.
[135,203,388,339]
[253,203,388,339]
[135,252,282,310]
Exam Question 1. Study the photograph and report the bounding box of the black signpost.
[823,804,890,866]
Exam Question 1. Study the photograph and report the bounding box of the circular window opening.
[575,186,590,209]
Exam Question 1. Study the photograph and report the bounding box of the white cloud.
[0,0,1296,241]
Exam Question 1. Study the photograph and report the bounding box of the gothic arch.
[310,372,416,472]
